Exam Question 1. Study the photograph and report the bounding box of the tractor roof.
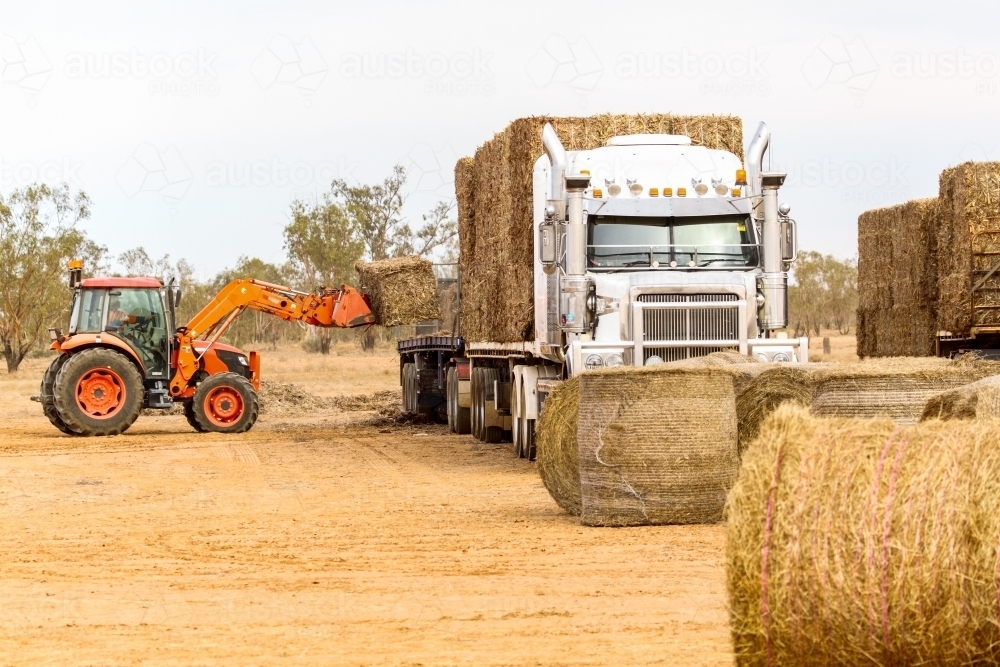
[80,277,163,288]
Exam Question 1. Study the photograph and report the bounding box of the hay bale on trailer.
[726,405,1000,666]
[354,256,440,327]
[458,113,744,343]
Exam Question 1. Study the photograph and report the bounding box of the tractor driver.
[106,289,168,374]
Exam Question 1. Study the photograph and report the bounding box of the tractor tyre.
[183,400,207,433]
[192,373,259,434]
[40,355,76,436]
[53,348,144,437]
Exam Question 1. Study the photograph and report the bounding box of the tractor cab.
[66,277,175,379]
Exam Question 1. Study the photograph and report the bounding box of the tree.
[402,200,458,260]
[0,184,105,372]
[283,193,365,354]
[209,256,296,349]
[788,251,858,337]
[332,164,409,261]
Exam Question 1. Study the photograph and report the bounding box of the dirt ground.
[0,344,735,666]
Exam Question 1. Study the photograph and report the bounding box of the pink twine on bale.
[867,427,901,657]
[881,428,908,667]
[761,442,786,667]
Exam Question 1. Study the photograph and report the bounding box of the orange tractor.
[38,261,376,436]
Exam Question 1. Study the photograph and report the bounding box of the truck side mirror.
[539,219,557,274]
[781,218,797,262]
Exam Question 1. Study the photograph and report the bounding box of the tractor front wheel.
[192,373,259,434]
[53,348,144,437]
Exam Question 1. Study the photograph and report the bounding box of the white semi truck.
[397,121,807,458]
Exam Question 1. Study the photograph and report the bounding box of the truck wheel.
[447,367,471,435]
[192,373,259,434]
[183,400,207,433]
[522,416,537,461]
[480,368,503,444]
[512,378,525,458]
[53,348,144,437]
[40,355,76,436]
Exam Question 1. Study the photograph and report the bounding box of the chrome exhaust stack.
[560,171,592,336]
[758,172,789,331]
[746,121,769,199]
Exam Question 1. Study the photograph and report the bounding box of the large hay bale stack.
[937,162,1000,333]
[856,199,938,357]
[459,114,743,343]
[354,256,440,326]
[727,405,1000,666]
[810,357,993,423]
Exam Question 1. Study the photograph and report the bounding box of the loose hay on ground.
[257,380,399,418]
[726,405,1000,666]
[354,256,440,327]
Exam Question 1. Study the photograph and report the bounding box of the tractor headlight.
[585,354,604,370]
[237,356,248,366]
[605,353,624,368]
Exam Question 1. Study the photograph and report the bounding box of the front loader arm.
[169,279,376,397]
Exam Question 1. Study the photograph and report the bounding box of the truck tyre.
[40,355,76,435]
[53,348,144,437]
[447,366,471,434]
[512,378,523,457]
[522,416,537,461]
[470,367,483,440]
[183,400,207,433]
[480,368,504,444]
[192,373,259,434]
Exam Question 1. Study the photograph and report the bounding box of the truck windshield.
[587,214,759,269]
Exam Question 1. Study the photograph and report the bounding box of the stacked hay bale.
[856,199,938,357]
[354,256,441,326]
[727,405,1000,666]
[937,162,1000,333]
[457,114,743,343]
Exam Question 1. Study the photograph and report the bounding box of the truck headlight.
[772,352,790,363]
[585,354,604,370]
[605,353,624,368]
[715,183,729,196]
[645,355,663,366]
[753,353,768,363]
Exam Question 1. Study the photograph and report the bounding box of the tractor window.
[106,288,169,377]
[75,289,106,333]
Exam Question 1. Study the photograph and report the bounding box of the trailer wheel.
[402,363,418,413]
[446,367,471,434]
[470,367,483,439]
[52,348,144,437]
[192,373,259,434]
[480,368,503,444]
[522,416,537,461]
[40,355,76,435]
[512,377,523,457]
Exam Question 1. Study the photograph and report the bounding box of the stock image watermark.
[204,156,358,193]
[64,48,220,97]
[614,48,770,97]
[404,143,458,196]
[801,35,878,101]
[116,143,193,208]
[339,48,494,97]
[890,48,999,95]
[0,34,51,96]
[251,35,327,102]
[526,35,602,96]
[0,156,83,188]
[780,156,910,205]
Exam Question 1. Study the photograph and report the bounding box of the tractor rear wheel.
[192,373,259,434]
[53,348,144,437]
[40,355,76,435]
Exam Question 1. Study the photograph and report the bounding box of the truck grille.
[636,293,740,362]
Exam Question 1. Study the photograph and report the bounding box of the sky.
[2,0,999,279]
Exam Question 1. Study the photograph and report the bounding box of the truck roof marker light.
[736,169,747,186]
[608,183,622,196]
[732,188,741,197]
[593,188,603,197]
[677,187,687,197]
[664,187,673,197]
[714,183,729,196]
[649,187,659,197]
[694,183,709,196]
[629,182,643,196]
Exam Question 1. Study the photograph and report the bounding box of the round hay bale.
[810,357,995,423]
[536,376,581,516]
[735,365,813,456]
[727,405,1000,666]
[922,375,1000,420]
[577,365,743,526]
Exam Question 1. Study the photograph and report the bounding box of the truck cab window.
[587,214,759,269]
